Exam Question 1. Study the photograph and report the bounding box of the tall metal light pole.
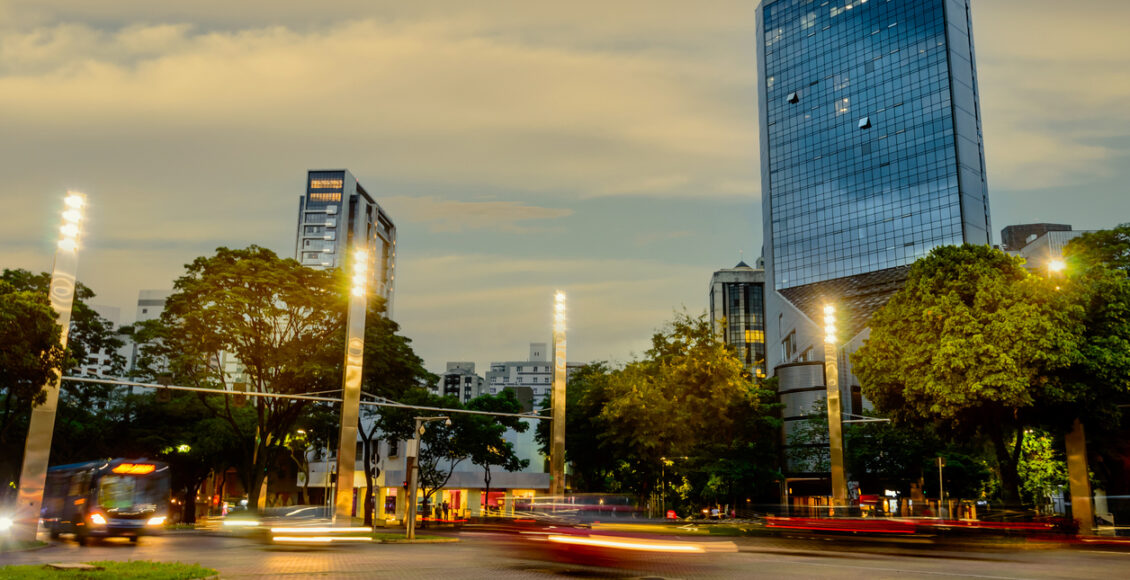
[405,416,449,540]
[823,304,848,510]
[333,248,369,526]
[549,291,567,497]
[15,192,86,541]
[1048,258,1094,534]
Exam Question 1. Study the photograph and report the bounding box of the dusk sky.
[3,0,1129,375]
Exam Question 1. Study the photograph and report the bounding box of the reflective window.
[762,0,971,289]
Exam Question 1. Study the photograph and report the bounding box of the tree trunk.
[183,479,201,524]
[990,424,1022,504]
[361,432,375,527]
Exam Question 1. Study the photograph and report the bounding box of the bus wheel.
[129,536,140,543]
[76,533,88,546]
[48,526,61,540]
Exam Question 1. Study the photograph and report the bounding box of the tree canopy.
[852,244,1083,502]
[539,311,779,513]
[1,269,123,502]
[145,246,347,510]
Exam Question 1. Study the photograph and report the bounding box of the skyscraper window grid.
[763,0,973,289]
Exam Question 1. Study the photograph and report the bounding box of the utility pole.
[405,416,448,540]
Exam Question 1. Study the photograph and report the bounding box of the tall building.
[434,362,487,404]
[709,259,767,377]
[757,0,991,478]
[294,169,397,313]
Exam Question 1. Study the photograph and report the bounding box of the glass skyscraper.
[758,1,991,481]
[759,0,990,372]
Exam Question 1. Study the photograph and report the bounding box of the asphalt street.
[2,530,1128,579]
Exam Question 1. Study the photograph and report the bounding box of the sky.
[2,0,1129,375]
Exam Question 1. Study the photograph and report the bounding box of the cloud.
[380,196,572,233]
[973,0,1130,191]
[0,18,758,201]
[393,253,712,371]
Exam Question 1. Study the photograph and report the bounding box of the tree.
[535,362,620,492]
[538,312,779,512]
[125,390,243,523]
[1,270,123,502]
[355,297,437,525]
[851,244,1082,503]
[151,246,346,511]
[599,312,773,502]
[462,391,529,511]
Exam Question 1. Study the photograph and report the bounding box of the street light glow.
[351,249,368,297]
[1049,258,1066,272]
[554,291,566,331]
[824,303,836,344]
[57,192,86,252]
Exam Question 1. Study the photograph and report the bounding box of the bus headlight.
[0,515,13,532]
[90,513,107,525]
[147,516,167,526]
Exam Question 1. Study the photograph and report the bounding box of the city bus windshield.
[97,475,162,512]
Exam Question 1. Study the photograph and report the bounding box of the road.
[2,530,1128,579]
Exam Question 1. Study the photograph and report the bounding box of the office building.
[757,0,992,478]
[709,259,767,377]
[294,169,397,313]
[486,343,553,410]
[435,362,487,404]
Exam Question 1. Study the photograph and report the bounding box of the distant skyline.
[2,1,1129,375]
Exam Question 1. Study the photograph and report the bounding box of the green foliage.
[142,246,347,510]
[0,561,216,579]
[539,311,780,512]
[1016,429,1068,509]
[0,269,123,503]
[355,297,438,524]
[852,244,1082,503]
[0,278,64,423]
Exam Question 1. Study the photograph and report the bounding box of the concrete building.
[486,343,555,410]
[1001,223,1092,273]
[709,259,767,377]
[757,0,992,484]
[1000,223,1073,253]
[434,362,487,404]
[294,169,397,314]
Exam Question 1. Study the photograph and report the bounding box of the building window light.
[858,116,872,129]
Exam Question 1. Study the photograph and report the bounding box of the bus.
[41,458,171,544]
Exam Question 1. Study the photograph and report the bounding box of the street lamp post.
[549,291,567,497]
[823,304,848,511]
[333,248,369,526]
[405,416,450,540]
[14,192,86,542]
[1048,257,1094,535]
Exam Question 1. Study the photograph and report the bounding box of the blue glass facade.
[759,0,989,291]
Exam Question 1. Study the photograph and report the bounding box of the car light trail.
[546,534,706,553]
